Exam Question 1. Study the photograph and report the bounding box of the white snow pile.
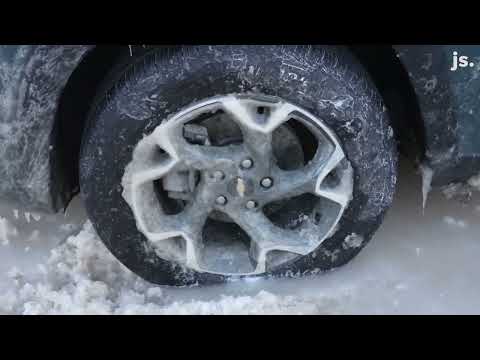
[443,216,468,229]
[2,157,480,315]
[0,222,333,315]
[468,173,480,190]
[441,172,480,204]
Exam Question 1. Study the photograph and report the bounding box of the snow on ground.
[1,158,480,315]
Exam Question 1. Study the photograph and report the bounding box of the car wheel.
[79,45,398,286]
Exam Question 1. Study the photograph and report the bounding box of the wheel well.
[54,45,127,205]
[55,45,179,207]
[348,45,426,163]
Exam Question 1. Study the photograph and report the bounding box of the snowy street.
[1,158,480,315]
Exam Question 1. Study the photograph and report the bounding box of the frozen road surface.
[1,159,480,314]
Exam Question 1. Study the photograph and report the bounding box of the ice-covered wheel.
[79,45,398,286]
[122,95,353,276]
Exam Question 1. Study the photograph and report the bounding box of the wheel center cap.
[227,177,254,198]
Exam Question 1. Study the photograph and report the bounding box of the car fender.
[0,45,93,213]
[394,45,480,186]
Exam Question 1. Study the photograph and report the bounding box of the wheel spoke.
[262,144,351,209]
[130,158,178,186]
[133,187,211,244]
[221,97,296,172]
[227,209,316,271]
[141,180,215,269]
[177,181,216,239]
[263,167,314,202]
[262,148,331,202]
[244,131,274,172]
[173,196,213,269]
[221,97,297,133]
[314,147,353,208]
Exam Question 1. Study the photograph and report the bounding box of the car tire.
[79,45,398,286]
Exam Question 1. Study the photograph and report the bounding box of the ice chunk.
[443,216,468,229]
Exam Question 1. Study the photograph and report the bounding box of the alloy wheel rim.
[122,94,354,276]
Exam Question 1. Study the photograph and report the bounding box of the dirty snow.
[1,158,480,315]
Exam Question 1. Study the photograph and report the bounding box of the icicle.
[420,164,434,213]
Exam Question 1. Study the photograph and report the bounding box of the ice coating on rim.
[121,94,354,276]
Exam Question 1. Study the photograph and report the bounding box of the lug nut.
[241,158,253,169]
[216,196,228,206]
[246,200,258,210]
[260,177,273,189]
[212,170,225,181]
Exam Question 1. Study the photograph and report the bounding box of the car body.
[1,45,479,214]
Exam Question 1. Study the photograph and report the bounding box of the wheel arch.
[352,45,480,186]
[348,45,427,165]
[54,45,128,209]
